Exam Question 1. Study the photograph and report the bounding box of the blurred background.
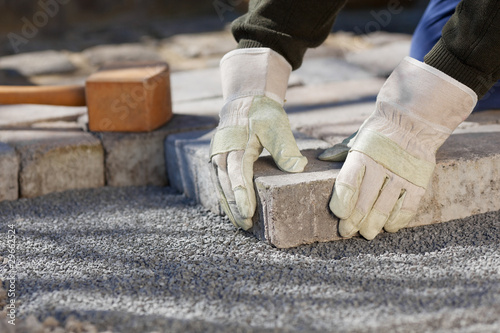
[0,0,428,54]
[0,0,430,86]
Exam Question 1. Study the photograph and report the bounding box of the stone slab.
[165,130,331,215]
[0,142,19,201]
[293,57,374,85]
[96,114,217,187]
[252,130,500,248]
[82,43,163,67]
[0,104,86,128]
[0,130,104,198]
[0,50,76,76]
[345,41,411,77]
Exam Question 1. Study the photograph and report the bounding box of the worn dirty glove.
[321,57,477,240]
[210,48,308,230]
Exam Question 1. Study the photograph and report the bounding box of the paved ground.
[1,186,500,332]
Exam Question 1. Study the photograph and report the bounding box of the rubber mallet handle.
[0,85,86,106]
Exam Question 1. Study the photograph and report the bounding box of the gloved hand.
[210,48,307,230]
[320,57,477,240]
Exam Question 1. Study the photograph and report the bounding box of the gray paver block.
[96,114,217,187]
[0,142,19,201]
[165,130,331,215]
[0,105,86,128]
[82,43,163,67]
[345,41,411,77]
[294,57,374,85]
[0,131,104,198]
[165,129,220,213]
[0,50,76,76]
[252,131,500,248]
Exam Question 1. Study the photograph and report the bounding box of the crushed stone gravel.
[1,186,499,333]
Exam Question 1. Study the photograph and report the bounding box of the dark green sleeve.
[424,0,500,98]
[231,0,348,70]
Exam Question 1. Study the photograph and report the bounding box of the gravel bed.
[0,186,499,332]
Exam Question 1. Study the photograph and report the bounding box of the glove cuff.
[220,48,292,105]
[378,57,477,132]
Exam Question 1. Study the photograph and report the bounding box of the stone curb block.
[165,130,331,216]
[165,130,500,249]
[0,142,19,201]
[0,131,105,198]
[96,114,217,187]
[252,132,500,248]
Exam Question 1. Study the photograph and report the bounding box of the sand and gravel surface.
[1,185,500,332]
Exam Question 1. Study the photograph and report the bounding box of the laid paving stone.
[294,57,374,85]
[345,40,411,77]
[252,129,500,248]
[165,130,331,215]
[288,101,375,133]
[162,31,237,59]
[0,50,77,76]
[171,68,303,105]
[0,142,19,201]
[82,43,163,67]
[0,130,104,198]
[171,67,222,103]
[285,77,384,108]
[95,114,217,187]
[358,31,412,47]
[0,105,86,128]
[173,97,223,116]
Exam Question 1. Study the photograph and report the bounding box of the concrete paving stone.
[0,50,77,76]
[95,114,218,187]
[173,97,223,116]
[288,101,375,132]
[0,130,104,198]
[149,17,227,39]
[165,129,331,215]
[0,104,86,128]
[161,31,237,59]
[0,142,19,201]
[285,77,384,108]
[171,77,383,118]
[294,57,375,85]
[345,40,411,77]
[466,109,500,124]
[251,129,500,248]
[82,43,163,67]
[170,67,222,104]
[357,31,412,48]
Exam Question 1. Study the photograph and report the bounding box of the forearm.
[231,0,348,70]
[424,0,500,98]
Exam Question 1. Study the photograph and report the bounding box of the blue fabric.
[410,0,500,111]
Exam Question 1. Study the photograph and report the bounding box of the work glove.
[210,48,308,230]
[319,57,477,240]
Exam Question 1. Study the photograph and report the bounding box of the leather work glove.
[210,48,308,230]
[320,57,477,240]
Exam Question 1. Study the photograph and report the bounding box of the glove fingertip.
[234,187,256,220]
[276,155,308,173]
[384,211,415,233]
[330,184,356,219]
[338,219,357,238]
